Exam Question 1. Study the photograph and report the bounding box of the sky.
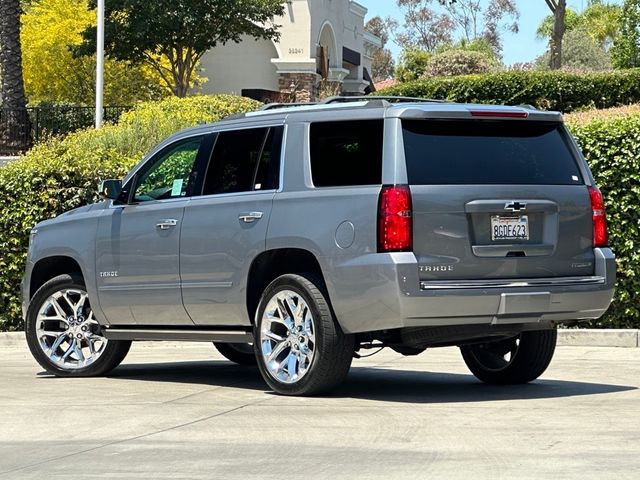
[358,0,623,66]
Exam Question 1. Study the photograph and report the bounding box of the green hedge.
[0,95,639,330]
[567,116,640,327]
[0,95,260,330]
[378,70,640,113]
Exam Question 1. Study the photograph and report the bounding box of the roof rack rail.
[320,96,445,105]
[259,102,318,111]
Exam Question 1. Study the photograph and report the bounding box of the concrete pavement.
[1,342,639,479]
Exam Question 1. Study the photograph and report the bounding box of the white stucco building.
[198,0,381,102]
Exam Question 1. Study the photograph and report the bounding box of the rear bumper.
[325,248,615,334]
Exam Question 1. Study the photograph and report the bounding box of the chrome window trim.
[108,195,190,210]
[189,189,277,202]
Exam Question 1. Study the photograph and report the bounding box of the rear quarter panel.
[267,121,405,332]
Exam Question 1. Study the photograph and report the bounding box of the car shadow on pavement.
[335,366,636,403]
[103,360,636,403]
[107,360,268,391]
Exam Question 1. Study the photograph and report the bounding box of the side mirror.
[99,179,122,200]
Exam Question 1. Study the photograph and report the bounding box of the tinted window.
[254,127,283,191]
[310,120,383,187]
[202,127,282,195]
[402,120,583,185]
[134,136,202,202]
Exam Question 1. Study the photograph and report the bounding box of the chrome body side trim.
[103,328,252,342]
[420,276,606,290]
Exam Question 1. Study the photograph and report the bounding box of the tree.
[577,0,621,49]
[442,0,519,52]
[0,0,31,149]
[537,1,621,50]
[611,0,640,68]
[388,0,455,52]
[545,0,567,69]
[389,0,518,55]
[536,28,612,71]
[21,0,168,105]
[365,16,395,82]
[77,0,285,97]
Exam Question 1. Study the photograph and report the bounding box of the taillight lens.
[378,185,413,252]
[588,186,608,247]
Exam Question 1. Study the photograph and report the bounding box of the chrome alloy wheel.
[260,290,315,384]
[35,288,107,370]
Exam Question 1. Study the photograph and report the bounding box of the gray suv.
[23,97,615,395]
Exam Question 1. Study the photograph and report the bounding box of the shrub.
[564,103,640,123]
[395,40,499,83]
[425,49,493,77]
[395,49,432,83]
[566,115,640,328]
[378,69,640,112]
[0,95,260,330]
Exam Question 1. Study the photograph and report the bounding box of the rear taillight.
[378,185,412,252]
[588,186,608,247]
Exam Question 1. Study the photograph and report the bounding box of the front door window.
[134,136,203,202]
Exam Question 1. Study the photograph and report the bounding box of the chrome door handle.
[156,219,178,230]
[238,212,263,223]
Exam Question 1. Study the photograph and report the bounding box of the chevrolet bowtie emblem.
[505,201,527,212]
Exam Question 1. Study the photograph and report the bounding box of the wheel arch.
[246,248,329,324]
[30,256,85,299]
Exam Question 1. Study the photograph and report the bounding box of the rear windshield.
[402,120,583,185]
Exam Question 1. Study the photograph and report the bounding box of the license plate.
[491,215,529,241]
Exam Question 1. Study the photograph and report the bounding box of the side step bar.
[103,327,252,343]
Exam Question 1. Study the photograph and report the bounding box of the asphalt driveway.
[1,342,639,479]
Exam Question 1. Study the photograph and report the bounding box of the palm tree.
[0,0,31,153]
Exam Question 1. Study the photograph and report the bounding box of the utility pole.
[95,0,104,128]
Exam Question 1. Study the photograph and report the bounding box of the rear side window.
[202,126,283,195]
[402,120,583,185]
[310,120,383,187]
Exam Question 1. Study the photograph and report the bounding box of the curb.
[0,156,18,167]
[0,332,25,348]
[557,329,639,348]
[1,329,639,348]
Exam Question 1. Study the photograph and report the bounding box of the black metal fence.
[0,105,131,156]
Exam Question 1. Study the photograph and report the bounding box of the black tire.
[391,346,427,356]
[253,273,354,396]
[25,274,131,377]
[460,330,557,385]
[213,342,257,366]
